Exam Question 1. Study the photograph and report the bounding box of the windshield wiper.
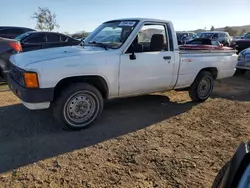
[88,41,109,50]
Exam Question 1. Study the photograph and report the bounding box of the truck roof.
[104,18,171,24]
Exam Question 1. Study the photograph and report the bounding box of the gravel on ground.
[0,74,249,188]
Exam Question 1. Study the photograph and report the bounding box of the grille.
[10,65,25,86]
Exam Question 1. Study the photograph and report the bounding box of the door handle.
[163,56,171,60]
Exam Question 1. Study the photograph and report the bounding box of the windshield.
[243,33,250,39]
[84,20,138,49]
[200,33,214,39]
[15,32,31,41]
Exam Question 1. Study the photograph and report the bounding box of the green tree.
[31,7,59,31]
[210,26,215,31]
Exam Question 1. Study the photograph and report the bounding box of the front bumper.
[8,73,54,104]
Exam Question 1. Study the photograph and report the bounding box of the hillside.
[191,25,250,36]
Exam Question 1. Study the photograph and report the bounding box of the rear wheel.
[53,83,103,130]
[189,71,214,102]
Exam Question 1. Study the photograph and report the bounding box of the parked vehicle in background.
[235,32,250,53]
[236,47,250,72]
[180,38,233,50]
[0,26,35,39]
[230,36,241,49]
[176,31,198,45]
[7,18,237,130]
[15,31,81,51]
[0,37,21,80]
[199,31,232,47]
[230,35,247,49]
[0,31,81,81]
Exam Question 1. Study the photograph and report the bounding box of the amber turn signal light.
[24,72,39,88]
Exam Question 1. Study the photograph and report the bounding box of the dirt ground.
[0,73,249,188]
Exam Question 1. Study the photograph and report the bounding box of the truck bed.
[174,49,238,89]
[179,49,237,54]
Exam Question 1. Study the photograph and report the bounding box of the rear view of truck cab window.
[136,24,169,52]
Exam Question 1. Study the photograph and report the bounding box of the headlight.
[24,72,39,88]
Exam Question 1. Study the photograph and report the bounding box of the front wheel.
[53,83,103,130]
[189,71,214,102]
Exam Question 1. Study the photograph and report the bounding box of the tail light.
[9,41,22,53]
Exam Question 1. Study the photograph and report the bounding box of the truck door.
[119,22,175,96]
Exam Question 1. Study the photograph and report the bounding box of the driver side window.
[133,24,168,52]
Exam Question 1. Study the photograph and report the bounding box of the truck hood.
[10,45,107,68]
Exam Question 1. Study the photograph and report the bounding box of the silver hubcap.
[197,76,212,99]
[64,91,98,127]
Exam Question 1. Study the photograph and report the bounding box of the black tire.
[52,83,103,130]
[236,68,246,74]
[189,71,214,102]
[245,70,250,79]
[212,162,230,188]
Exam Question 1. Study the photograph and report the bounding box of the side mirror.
[128,44,143,60]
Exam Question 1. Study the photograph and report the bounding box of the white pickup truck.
[7,18,237,130]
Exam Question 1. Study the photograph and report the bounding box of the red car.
[179,38,233,50]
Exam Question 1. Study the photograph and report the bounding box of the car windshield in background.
[200,33,214,39]
[84,20,138,49]
[243,33,250,39]
[15,32,31,41]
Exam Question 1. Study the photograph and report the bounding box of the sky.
[0,0,250,34]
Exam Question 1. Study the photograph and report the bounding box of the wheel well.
[199,67,218,79]
[54,76,109,100]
